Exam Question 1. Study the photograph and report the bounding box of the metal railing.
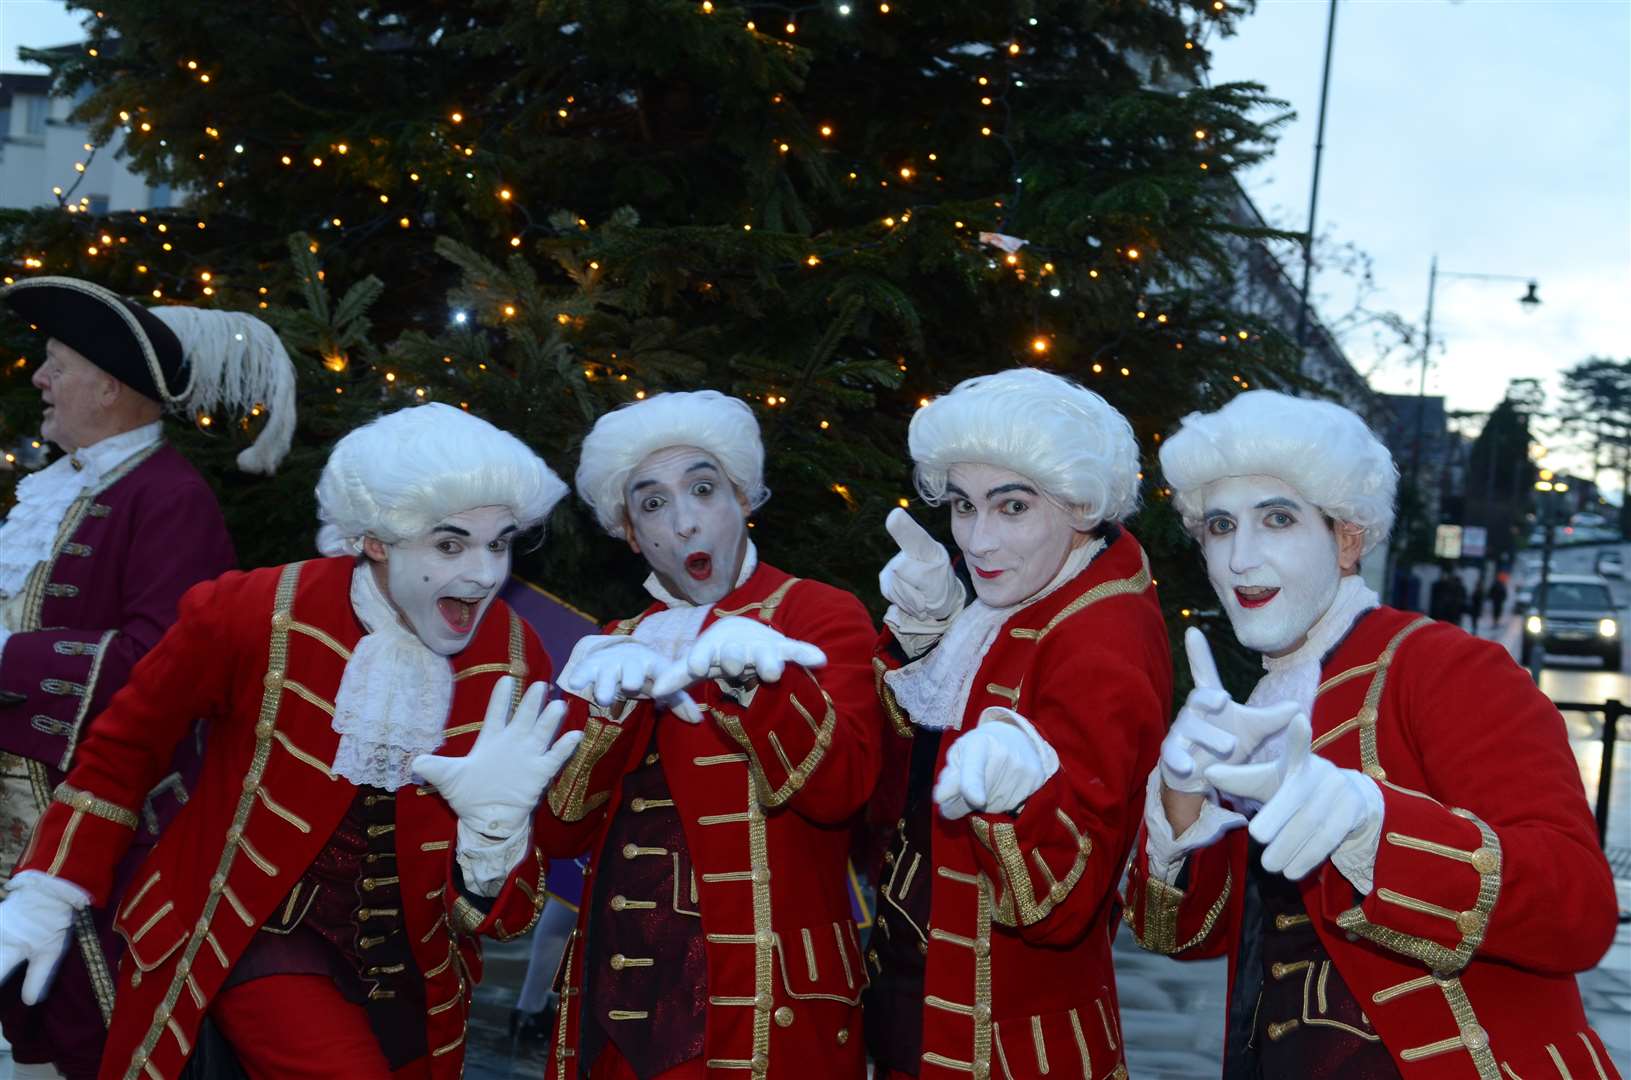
[1552,698,1627,849]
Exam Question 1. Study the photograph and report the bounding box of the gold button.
[1270,962,1294,979]
[1470,847,1498,874]
[1048,882,1069,902]
[917,941,928,956]
[1363,765,1387,781]
[1455,909,1485,935]
[196,917,210,932]
[882,851,895,865]
[271,613,291,631]
[788,772,805,791]
[897,818,907,831]
[73,792,95,811]
[263,670,284,689]
[242,776,258,792]
[835,1028,850,1045]
[630,797,646,812]
[756,931,774,948]
[1356,705,1377,730]
[867,948,879,967]
[130,970,142,987]
[610,954,627,970]
[971,938,990,958]
[752,868,769,884]
[750,1052,769,1072]
[1266,1019,1300,1041]
[755,992,773,1009]
[973,1003,991,1022]
[622,843,639,859]
[209,875,226,893]
[255,720,274,738]
[972,1063,990,1080]
[773,1006,794,1028]
[1461,1025,1489,1051]
[816,730,832,748]
[610,895,627,911]
[225,828,242,843]
[645,753,660,766]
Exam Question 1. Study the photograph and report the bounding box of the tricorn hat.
[2,275,299,475]
[1,276,190,404]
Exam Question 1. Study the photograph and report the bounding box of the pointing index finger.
[885,507,944,562]
[1184,627,1223,690]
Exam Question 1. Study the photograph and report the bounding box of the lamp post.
[1391,256,1542,608]
[1526,469,1568,684]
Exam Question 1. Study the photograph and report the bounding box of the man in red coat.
[1125,390,1621,1079]
[0,403,583,1080]
[864,368,1171,1080]
[537,389,883,1079]
[0,276,298,1079]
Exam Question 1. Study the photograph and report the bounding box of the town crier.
[0,402,582,1080]
[539,389,883,1079]
[1126,390,1621,1079]
[864,367,1171,1080]
[0,276,297,1079]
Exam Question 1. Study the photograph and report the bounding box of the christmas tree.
[2,0,1301,659]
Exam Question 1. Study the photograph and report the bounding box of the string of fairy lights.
[6,0,1276,459]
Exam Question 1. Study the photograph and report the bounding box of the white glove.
[650,617,827,698]
[412,678,584,840]
[1204,714,1383,881]
[557,636,702,723]
[933,707,1059,820]
[879,508,964,623]
[1160,629,1301,794]
[0,871,90,1005]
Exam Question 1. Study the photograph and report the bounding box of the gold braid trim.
[1007,549,1152,642]
[52,783,139,829]
[546,716,621,822]
[1131,877,1185,954]
[57,628,121,771]
[707,687,837,810]
[1335,808,1501,974]
[971,809,1093,929]
[873,656,913,739]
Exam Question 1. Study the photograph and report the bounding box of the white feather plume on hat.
[148,306,298,474]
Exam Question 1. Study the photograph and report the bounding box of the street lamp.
[1526,468,1568,684]
[1393,255,1543,608]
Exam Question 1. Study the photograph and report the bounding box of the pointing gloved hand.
[0,871,90,1005]
[1160,628,1302,795]
[1204,713,1383,881]
[557,636,701,723]
[413,678,584,841]
[880,508,965,623]
[650,617,826,699]
[933,707,1060,820]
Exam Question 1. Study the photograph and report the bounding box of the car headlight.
[1525,615,1544,635]
[1600,618,1619,638]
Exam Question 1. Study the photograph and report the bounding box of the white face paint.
[377,505,517,656]
[1199,475,1342,657]
[947,463,1083,608]
[625,446,749,606]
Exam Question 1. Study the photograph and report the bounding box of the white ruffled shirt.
[0,424,162,653]
[1143,576,1386,892]
[332,563,520,896]
[884,539,1103,734]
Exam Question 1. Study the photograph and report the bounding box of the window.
[24,96,48,136]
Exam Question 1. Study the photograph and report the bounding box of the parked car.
[1596,550,1625,580]
[1522,574,1621,671]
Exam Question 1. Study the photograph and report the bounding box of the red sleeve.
[964,609,1168,946]
[704,583,883,825]
[0,480,234,770]
[18,573,244,903]
[1124,821,1243,960]
[1312,631,1618,976]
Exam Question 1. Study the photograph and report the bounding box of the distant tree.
[1556,357,1631,535]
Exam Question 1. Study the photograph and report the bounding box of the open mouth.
[685,552,713,582]
[436,597,481,633]
[973,566,1004,580]
[1234,586,1279,609]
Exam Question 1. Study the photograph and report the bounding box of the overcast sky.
[5,0,1629,485]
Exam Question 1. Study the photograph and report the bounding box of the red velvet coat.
[872,529,1171,1080]
[18,556,554,1080]
[535,562,884,1080]
[1125,606,1622,1080]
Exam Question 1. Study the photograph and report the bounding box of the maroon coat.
[1,440,234,1078]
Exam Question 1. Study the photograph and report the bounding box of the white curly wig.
[1159,390,1397,555]
[909,367,1141,528]
[315,403,568,556]
[575,390,769,538]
